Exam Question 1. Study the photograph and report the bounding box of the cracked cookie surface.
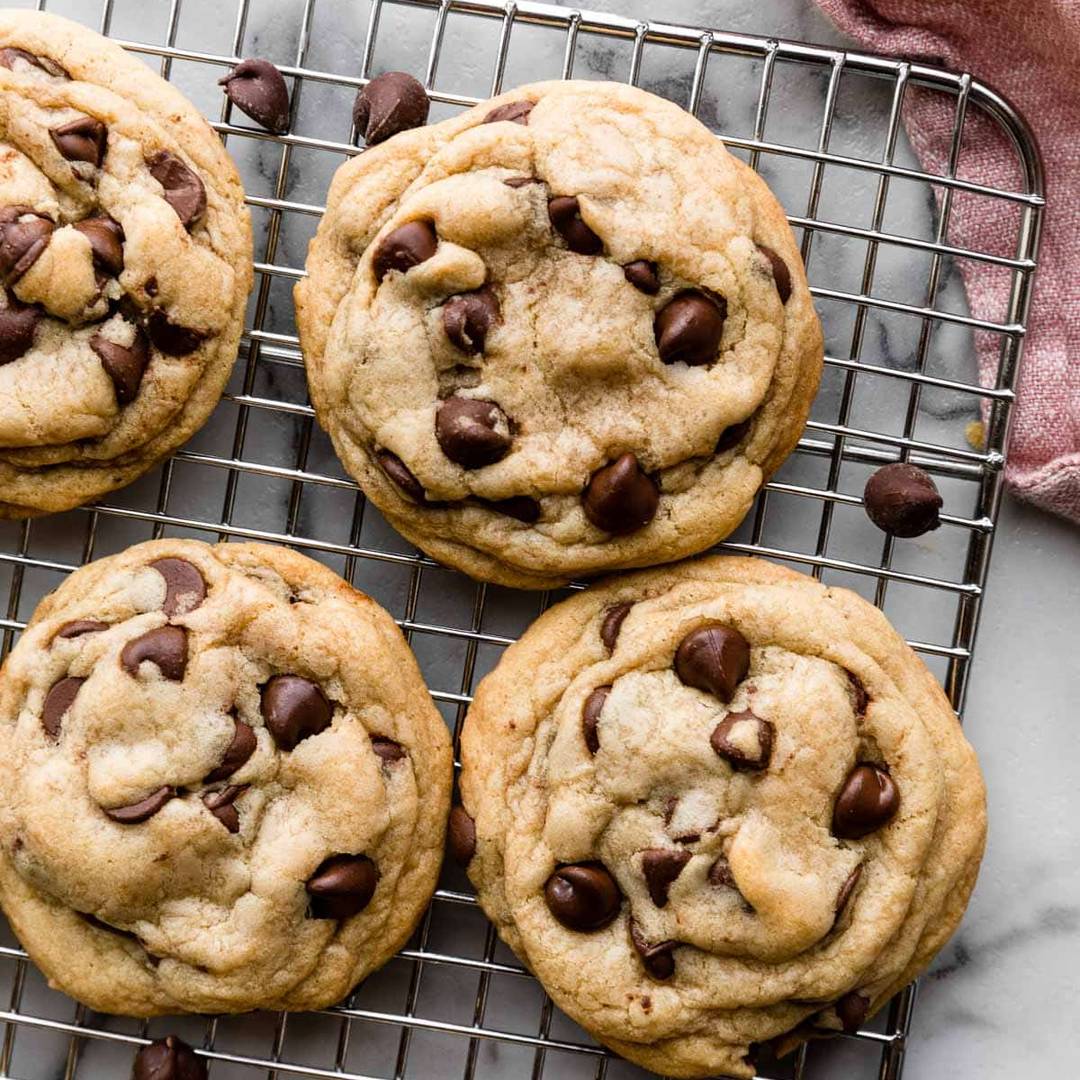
[0,539,451,1015]
[0,11,252,518]
[296,81,822,588]
[457,555,985,1077]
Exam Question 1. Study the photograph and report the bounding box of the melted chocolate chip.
[629,920,677,980]
[42,676,84,738]
[863,463,942,538]
[0,294,39,364]
[220,58,290,134]
[0,208,53,284]
[376,449,426,503]
[202,784,246,833]
[73,216,124,276]
[0,48,68,78]
[373,220,437,282]
[674,624,750,703]
[104,786,175,824]
[710,709,774,771]
[600,602,632,651]
[707,854,737,889]
[547,196,602,255]
[150,557,206,617]
[91,328,150,405]
[55,619,108,639]
[442,286,499,354]
[582,453,658,535]
[49,116,106,167]
[483,100,533,125]
[654,290,726,366]
[641,848,690,908]
[544,863,621,931]
[436,396,511,469]
[715,418,752,454]
[353,71,429,145]
[204,716,257,783]
[371,735,406,763]
[582,685,610,755]
[834,865,862,925]
[147,152,206,229]
[503,176,541,189]
[623,260,660,295]
[835,991,870,1033]
[133,1035,206,1080]
[833,764,899,839]
[146,309,206,355]
[480,496,541,523]
[306,853,379,919]
[448,804,477,866]
[757,244,792,304]
[847,672,869,716]
[120,626,188,681]
[261,674,332,750]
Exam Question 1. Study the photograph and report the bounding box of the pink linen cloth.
[814,0,1080,523]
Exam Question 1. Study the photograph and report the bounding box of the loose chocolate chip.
[582,453,659,535]
[715,418,752,454]
[204,716,257,783]
[42,676,85,738]
[146,309,206,355]
[220,58,290,134]
[544,863,621,931]
[629,920,677,980]
[147,151,206,229]
[623,260,660,295]
[371,735,405,763]
[442,286,500,354]
[834,865,862,924]
[372,220,437,282]
[481,496,541,523]
[261,674,332,750]
[757,244,792,304]
[547,196,602,256]
[483,100,533,125]
[832,764,899,839]
[448,804,477,866]
[150,557,206,617]
[202,784,247,833]
[91,328,150,405]
[600,602,632,652]
[835,991,870,1033]
[73,216,124,276]
[710,710,775,772]
[306,853,379,919]
[0,294,39,364]
[674,623,751,703]
[707,854,737,889]
[0,208,53,284]
[641,848,691,908]
[847,672,869,716]
[503,176,541,189]
[49,116,106,167]
[582,685,610,755]
[376,449,426,503]
[654,290,726,366]
[105,786,175,824]
[133,1035,206,1080]
[353,71,429,145]
[436,396,511,469]
[56,619,109,639]
[120,626,188,681]
[863,463,942,538]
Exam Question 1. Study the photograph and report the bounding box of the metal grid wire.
[0,0,1044,1077]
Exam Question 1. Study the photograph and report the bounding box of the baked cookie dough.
[296,80,822,589]
[0,11,252,517]
[457,555,985,1077]
[0,539,452,1015]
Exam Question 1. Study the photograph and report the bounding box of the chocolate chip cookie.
[0,11,252,517]
[296,81,822,589]
[0,539,452,1015]
[457,555,985,1077]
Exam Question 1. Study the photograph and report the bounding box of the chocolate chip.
[480,496,541,523]
[150,557,206,617]
[376,449,426,503]
[202,784,247,833]
[353,71,429,145]
[91,328,150,405]
[710,710,774,771]
[623,260,660,295]
[73,216,124,276]
[833,764,899,839]
[146,309,206,355]
[834,865,862,924]
[835,991,869,1033]
[373,220,437,282]
[49,116,106,167]
[547,196,602,256]
[503,176,541,189]
[104,786,175,824]
[582,685,610,755]
[219,58,290,134]
[0,294,39,364]
[863,463,942,538]
[448,804,476,866]
[55,619,108,639]
[654,290,726,366]
[600,602,632,652]
[0,208,53,284]
[261,674,332,750]
[204,716,257,783]
[757,244,792,304]
[306,853,378,919]
[42,676,84,738]
[707,854,737,889]
[582,453,658,535]
[483,100,533,125]
[371,735,405,763]
[544,863,621,931]
[847,672,869,715]
[641,848,690,908]
[674,623,750,703]
[436,396,511,469]
[133,1035,206,1080]
[147,151,206,229]
[715,418,751,454]
[442,286,499,354]
[120,626,188,681]
[629,920,677,980]
[0,48,68,78]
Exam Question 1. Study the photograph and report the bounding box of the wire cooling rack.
[0,0,1044,1077]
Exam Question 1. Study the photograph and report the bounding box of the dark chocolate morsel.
[503,176,542,189]
[132,1035,206,1080]
[629,920,677,980]
[674,623,751,703]
[147,151,206,229]
[707,855,737,889]
[55,619,109,639]
[448,804,477,866]
[306,853,379,919]
[835,991,870,1033]
[91,328,150,405]
[0,48,69,79]
[481,495,542,523]
[436,396,511,469]
[219,58,291,134]
[483,100,534,125]
[120,626,188,681]
[372,220,437,281]
[715,418,752,454]
[833,763,900,839]
[623,260,660,295]
[0,207,53,284]
[547,195,602,255]
[757,244,792,304]
[353,71,429,145]
[600,602,632,652]
[654,290,726,366]
[581,685,610,755]
[0,293,39,364]
[371,735,406,763]
[544,863,621,931]
[202,784,247,833]
[73,215,124,276]
[442,286,500,354]
[146,309,206,355]
[582,453,659,535]
[150,557,207,617]
[42,676,85,738]
[641,848,691,907]
[847,672,869,715]
[49,116,107,167]
[204,716,257,783]
[710,709,775,771]
[834,865,863,925]
[104,786,175,824]
[863,463,943,538]
[261,674,333,750]
[376,449,426,503]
